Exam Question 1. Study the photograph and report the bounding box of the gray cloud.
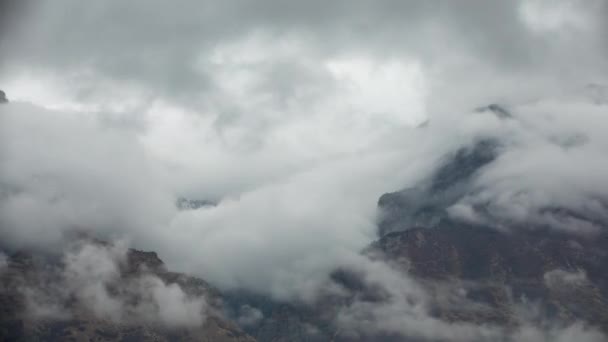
[3,0,607,112]
[448,94,608,234]
[235,305,264,327]
[0,103,175,251]
[0,252,6,273]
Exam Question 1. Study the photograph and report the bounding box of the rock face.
[226,228,608,340]
[176,197,217,210]
[0,243,254,342]
[370,226,608,328]
[378,139,499,236]
[474,103,511,119]
[370,135,608,334]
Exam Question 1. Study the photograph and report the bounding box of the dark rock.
[429,139,497,193]
[475,103,511,119]
[368,225,608,330]
[378,139,500,236]
[125,249,165,273]
[0,244,254,342]
[176,197,217,210]
[0,90,7,103]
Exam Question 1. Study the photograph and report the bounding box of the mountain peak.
[377,138,500,236]
[475,103,511,119]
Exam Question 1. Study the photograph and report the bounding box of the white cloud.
[22,241,208,327]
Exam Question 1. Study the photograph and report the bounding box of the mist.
[1,0,608,340]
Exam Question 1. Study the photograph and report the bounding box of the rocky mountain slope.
[222,107,608,341]
[371,226,608,328]
[0,239,254,342]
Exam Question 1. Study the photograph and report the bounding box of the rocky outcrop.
[474,103,511,119]
[176,197,217,210]
[0,90,7,103]
[229,129,608,340]
[371,126,608,333]
[0,243,254,342]
[378,139,499,236]
[369,226,608,328]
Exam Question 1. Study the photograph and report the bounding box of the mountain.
[176,197,217,210]
[222,116,608,340]
[0,239,254,342]
[2,102,607,341]
[377,138,499,236]
[371,226,608,328]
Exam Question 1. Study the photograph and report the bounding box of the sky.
[1,0,608,309]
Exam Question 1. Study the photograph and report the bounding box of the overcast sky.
[1,0,608,304]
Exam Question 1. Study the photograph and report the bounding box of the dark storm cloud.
[0,0,31,66]
[0,0,29,36]
[4,0,607,108]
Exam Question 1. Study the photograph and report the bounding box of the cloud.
[62,241,126,320]
[544,269,588,288]
[512,323,606,342]
[0,102,176,251]
[0,98,434,300]
[20,240,208,327]
[449,94,608,234]
[3,0,606,114]
[235,305,264,327]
